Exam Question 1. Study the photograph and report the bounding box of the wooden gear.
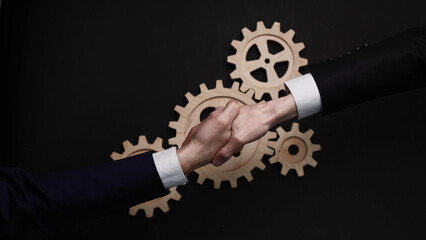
[228,21,308,100]
[111,136,182,217]
[268,123,321,176]
[169,80,276,189]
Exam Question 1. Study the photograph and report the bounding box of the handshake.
[176,94,297,175]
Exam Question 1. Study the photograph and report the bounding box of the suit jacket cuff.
[153,147,188,189]
[284,73,322,119]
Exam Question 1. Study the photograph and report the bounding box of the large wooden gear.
[111,136,182,217]
[169,80,276,189]
[268,123,321,176]
[228,21,308,100]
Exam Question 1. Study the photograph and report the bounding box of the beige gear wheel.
[111,136,181,218]
[169,80,276,189]
[228,21,308,100]
[268,123,321,176]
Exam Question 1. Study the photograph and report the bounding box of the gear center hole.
[200,107,216,122]
[264,58,270,64]
[288,144,299,156]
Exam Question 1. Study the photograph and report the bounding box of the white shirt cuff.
[152,147,188,189]
[284,73,322,119]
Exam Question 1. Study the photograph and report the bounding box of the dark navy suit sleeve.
[309,25,426,113]
[0,151,168,237]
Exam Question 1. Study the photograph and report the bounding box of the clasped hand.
[176,95,297,175]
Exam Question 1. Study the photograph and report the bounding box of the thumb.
[212,138,244,166]
[217,100,240,128]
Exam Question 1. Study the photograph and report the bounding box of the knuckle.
[233,135,245,145]
[214,117,228,127]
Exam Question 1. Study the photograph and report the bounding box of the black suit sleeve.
[0,152,168,237]
[309,25,426,113]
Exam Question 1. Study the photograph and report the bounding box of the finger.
[208,106,224,119]
[217,100,240,128]
[211,137,244,166]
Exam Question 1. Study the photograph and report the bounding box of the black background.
[2,0,426,239]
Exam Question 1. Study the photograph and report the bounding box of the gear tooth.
[298,57,308,66]
[242,27,251,37]
[256,21,266,31]
[153,137,163,147]
[271,22,281,31]
[305,129,314,139]
[169,121,182,130]
[122,140,132,149]
[291,122,300,132]
[229,179,238,188]
[231,40,242,49]
[138,135,148,144]
[245,88,255,99]
[159,202,170,213]
[227,54,237,64]
[296,165,305,177]
[294,42,305,52]
[269,90,279,99]
[267,140,276,149]
[281,164,290,176]
[110,152,122,160]
[254,90,263,100]
[174,105,189,116]
[170,189,182,201]
[216,80,224,89]
[197,174,206,185]
[129,206,139,216]
[239,83,249,92]
[199,83,208,92]
[312,144,321,152]
[269,155,278,164]
[257,161,266,170]
[285,29,295,39]
[231,81,240,91]
[244,174,253,182]
[213,180,221,189]
[144,207,154,218]
[264,146,274,156]
[185,92,195,102]
[168,137,178,146]
[308,158,318,167]
[276,127,286,136]
[230,69,241,79]
[174,192,182,201]
[267,131,277,139]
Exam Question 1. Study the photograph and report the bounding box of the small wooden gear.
[110,136,182,217]
[169,80,276,189]
[268,123,321,176]
[228,21,308,100]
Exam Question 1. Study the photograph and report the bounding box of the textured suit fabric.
[309,26,426,113]
[0,152,168,237]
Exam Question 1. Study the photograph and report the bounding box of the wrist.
[266,94,298,127]
[176,145,195,175]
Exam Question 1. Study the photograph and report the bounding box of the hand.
[176,100,240,175]
[212,94,298,166]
